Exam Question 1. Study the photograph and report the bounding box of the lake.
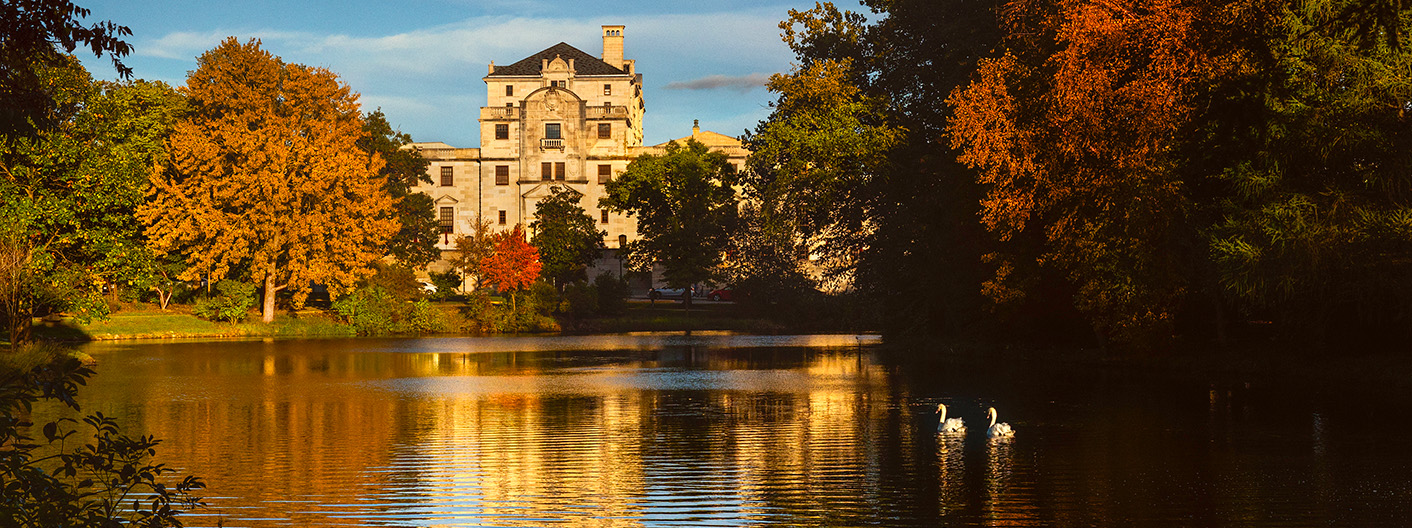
[61,334,1412,527]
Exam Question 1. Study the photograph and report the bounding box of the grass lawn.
[33,305,354,341]
[27,298,820,342]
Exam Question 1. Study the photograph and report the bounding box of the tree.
[742,58,901,291]
[1,57,184,346]
[530,186,605,288]
[600,139,739,305]
[750,1,1003,337]
[0,0,132,138]
[140,38,396,323]
[947,0,1233,347]
[479,224,542,312]
[358,109,438,268]
[1202,0,1412,345]
[450,215,496,290]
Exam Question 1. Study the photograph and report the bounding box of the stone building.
[410,25,748,283]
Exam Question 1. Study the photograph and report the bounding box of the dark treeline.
[741,0,1412,352]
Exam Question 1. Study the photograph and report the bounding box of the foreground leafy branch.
[0,353,204,526]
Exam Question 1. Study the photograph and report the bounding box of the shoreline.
[27,299,839,343]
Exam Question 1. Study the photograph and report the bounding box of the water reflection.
[46,335,1412,527]
[934,435,965,516]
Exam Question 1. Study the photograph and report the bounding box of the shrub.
[404,298,444,333]
[459,289,559,334]
[192,279,256,323]
[366,262,425,301]
[593,272,630,315]
[332,286,398,335]
[332,286,445,336]
[562,281,598,319]
[527,281,559,316]
[428,270,462,300]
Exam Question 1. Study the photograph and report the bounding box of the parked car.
[648,287,690,300]
[707,289,733,302]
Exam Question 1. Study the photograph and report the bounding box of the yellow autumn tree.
[140,38,395,322]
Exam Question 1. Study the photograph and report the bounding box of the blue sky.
[74,0,846,146]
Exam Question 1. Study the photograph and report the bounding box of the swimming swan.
[935,404,966,434]
[986,407,1014,438]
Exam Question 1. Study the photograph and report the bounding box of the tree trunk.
[262,274,277,323]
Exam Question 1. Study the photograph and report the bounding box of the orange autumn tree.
[947,0,1241,347]
[480,224,542,311]
[140,38,395,323]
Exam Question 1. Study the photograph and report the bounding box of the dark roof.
[488,42,625,76]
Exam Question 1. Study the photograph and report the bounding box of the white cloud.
[664,73,771,92]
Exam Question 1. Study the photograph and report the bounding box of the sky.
[73,0,848,147]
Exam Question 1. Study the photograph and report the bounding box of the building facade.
[410,25,748,272]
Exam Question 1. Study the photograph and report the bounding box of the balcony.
[540,138,564,150]
[585,105,629,119]
[480,106,520,120]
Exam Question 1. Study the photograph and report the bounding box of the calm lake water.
[60,334,1412,527]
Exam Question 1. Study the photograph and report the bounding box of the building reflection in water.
[72,338,955,527]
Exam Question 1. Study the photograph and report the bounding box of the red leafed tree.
[480,224,542,309]
[947,0,1243,347]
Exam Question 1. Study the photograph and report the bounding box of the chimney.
[488,60,495,75]
[602,25,625,70]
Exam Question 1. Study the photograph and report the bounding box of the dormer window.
[550,80,567,89]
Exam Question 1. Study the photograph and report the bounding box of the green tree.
[749,1,1002,337]
[530,186,605,288]
[0,0,132,137]
[600,139,739,306]
[742,58,901,292]
[1202,0,1412,345]
[141,38,396,323]
[358,109,438,268]
[1,58,183,346]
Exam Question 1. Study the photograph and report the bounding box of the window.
[541,162,552,181]
[554,162,565,181]
[618,234,627,248]
[552,80,566,88]
[505,102,513,108]
[598,164,611,184]
[600,209,609,224]
[439,207,454,234]
[598,123,611,139]
[495,124,509,140]
[544,123,561,139]
[603,84,612,96]
[440,166,453,186]
[505,85,513,96]
[498,210,507,225]
[495,165,509,185]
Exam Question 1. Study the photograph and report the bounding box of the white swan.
[986,407,1014,438]
[936,404,966,434]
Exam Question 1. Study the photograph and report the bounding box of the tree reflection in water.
[45,335,1412,527]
